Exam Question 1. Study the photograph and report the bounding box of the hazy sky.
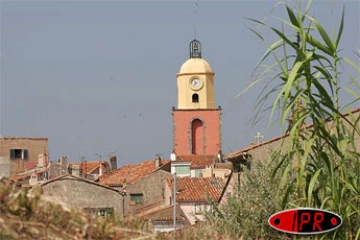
[1,0,359,166]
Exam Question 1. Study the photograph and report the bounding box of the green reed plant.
[236,0,360,239]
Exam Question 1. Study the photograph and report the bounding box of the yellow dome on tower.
[176,39,216,110]
[179,58,213,74]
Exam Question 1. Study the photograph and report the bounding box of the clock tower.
[172,39,222,155]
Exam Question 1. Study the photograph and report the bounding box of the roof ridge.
[226,106,360,158]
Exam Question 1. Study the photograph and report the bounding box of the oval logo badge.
[268,208,342,235]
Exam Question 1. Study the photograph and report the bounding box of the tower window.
[191,119,203,154]
[192,94,199,103]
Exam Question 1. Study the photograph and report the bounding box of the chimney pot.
[170,150,176,161]
[155,156,161,168]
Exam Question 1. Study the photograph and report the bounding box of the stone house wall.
[42,175,124,217]
[123,170,173,216]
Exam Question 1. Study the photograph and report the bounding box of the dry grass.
[0,177,156,240]
[0,177,232,240]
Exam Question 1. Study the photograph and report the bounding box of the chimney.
[109,156,117,171]
[155,155,162,168]
[170,150,176,161]
[59,156,68,174]
[99,163,106,176]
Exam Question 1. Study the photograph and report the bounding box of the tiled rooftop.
[167,177,225,202]
[24,162,38,171]
[41,174,125,195]
[98,159,170,187]
[176,155,217,169]
[213,162,232,169]
[138,205,186,222]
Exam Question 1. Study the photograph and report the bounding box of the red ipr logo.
[268,208,342,234]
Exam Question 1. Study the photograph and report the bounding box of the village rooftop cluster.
[1,39,359,233]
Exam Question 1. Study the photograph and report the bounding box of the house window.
[192,93,199,103]
[85,208,113,217]
[195,169,202,177]
[99,209,106,216]
[130,194,143,205]
[10,149,28,160]
[195,204,204,215]
[175,165,190,175]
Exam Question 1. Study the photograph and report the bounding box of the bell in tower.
[190,39,202,58]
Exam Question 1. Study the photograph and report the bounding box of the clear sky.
[1,0,359,166]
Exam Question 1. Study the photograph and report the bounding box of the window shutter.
[23,149,28,160]
[10,149,15,159]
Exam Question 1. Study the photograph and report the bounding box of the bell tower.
[172,39,222,156]
[176,39,216,110]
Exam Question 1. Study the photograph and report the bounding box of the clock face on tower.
[191,78,202,90]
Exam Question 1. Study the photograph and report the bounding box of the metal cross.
[254,132,264,143]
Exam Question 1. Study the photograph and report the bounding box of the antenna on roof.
[95,153,102,161]
[80,155,86,178]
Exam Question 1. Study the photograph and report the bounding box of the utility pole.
[173,172,177,238]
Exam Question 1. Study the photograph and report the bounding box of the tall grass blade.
[335,6,345,49]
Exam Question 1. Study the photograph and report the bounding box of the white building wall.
[179,202,209,225]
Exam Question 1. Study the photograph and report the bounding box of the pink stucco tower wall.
[172,108,221,155]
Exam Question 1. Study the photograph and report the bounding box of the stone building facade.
[0,137,48,175]
[42,174,124,217]
[123,170,173,216]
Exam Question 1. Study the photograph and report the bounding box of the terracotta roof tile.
[213,163,232,169]
[24,162,38,170]
[138,205,185,222]
[98,159,170,187]
[226,135,288,159]
[41,174,125,195]
[167,177,225,202]
[176,155,216,169]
